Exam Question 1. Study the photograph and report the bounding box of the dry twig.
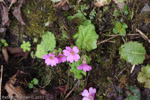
[136,29,150,43]
[0,65,3,100]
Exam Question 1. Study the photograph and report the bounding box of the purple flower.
[81,87,96,100]
[42,53,58,66]
[63,46,80,63]
[77,58,92,72]
[57,54,67,63]
[77,64,92,72]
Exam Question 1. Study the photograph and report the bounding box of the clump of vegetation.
[0,39,8,52]
[20,41,31,52]
[28,78,39,89]
[113,21,128,36]
[137,65,150,89]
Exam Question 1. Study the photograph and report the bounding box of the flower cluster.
[81,87,96,100]
[42,46,92,72]
[42,46,80,66]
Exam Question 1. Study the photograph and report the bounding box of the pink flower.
[63,46,80,63]
[77,58,92,72]
[42,53,58,66]
[81,87,96,100]
[77,64,92,72]
[57,54,67,63]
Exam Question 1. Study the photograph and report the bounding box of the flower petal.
[48,53,55,57]
[83,64,92,72]
[81,89,89,97]
[61,55,67,62]
[54,58,59,64]
[63,50,70,56]
[89,87,96,94]
[45,59,51,65]
[73,46,79,53]
[67,55,74,63]
[77,65,83,70]
[42,55,49,59]
[74,54,80,62]
[66,46,72,51]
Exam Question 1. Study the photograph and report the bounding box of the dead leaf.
[54,0,69,8]
[13,7,26,25]
[7,47,23,54]
[2,47,8,63]
[7,47,29,58]
[5,71,26,100]
[94,0,109,8]
[0,27,6,33]
[8,0,17,4]
[113,0,125,11]
[1,5,10,26]
[13,0,26,25]
[62,3,72,11]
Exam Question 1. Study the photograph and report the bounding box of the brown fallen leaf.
[8,0,17,4]
[1,5,10,26]
[94,0,109,8]
[7,47,23,54]
[0,27,6,33]
[2,47,9,63]
[13,7,26,25]
[113,0,125,11]
[5,71,26,100]
[54,0,69,8]
[7,47,29,58]
[13,0,26,25]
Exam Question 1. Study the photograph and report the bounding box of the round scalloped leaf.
[41,31,56,52]
[73,20,99,52]
[119,42,146,65]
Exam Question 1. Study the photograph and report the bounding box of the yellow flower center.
[70,51,75,55]
[59,55,63,58]
[50,56,54,60]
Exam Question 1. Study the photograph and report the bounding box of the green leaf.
[41,31,56,52]
[73,20,99,51]
[115,21,122,29]
[1,39,6,43]
[67,11,86,21]
[125,86,140,100]
[137,65,150,89]
[122,23,128,29]
[20,41,31,52]
[1,39,8,47]
[69,60,86,79]
[35,44,47,58]
[28,83,34,89]
[123,5,128,11]
[119,28,126,36]
[119,42,146,65]
[113,27,119,34]
[124,10,129,15]
[33,78,39,85]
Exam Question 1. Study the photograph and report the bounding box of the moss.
[22,0,55,38]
